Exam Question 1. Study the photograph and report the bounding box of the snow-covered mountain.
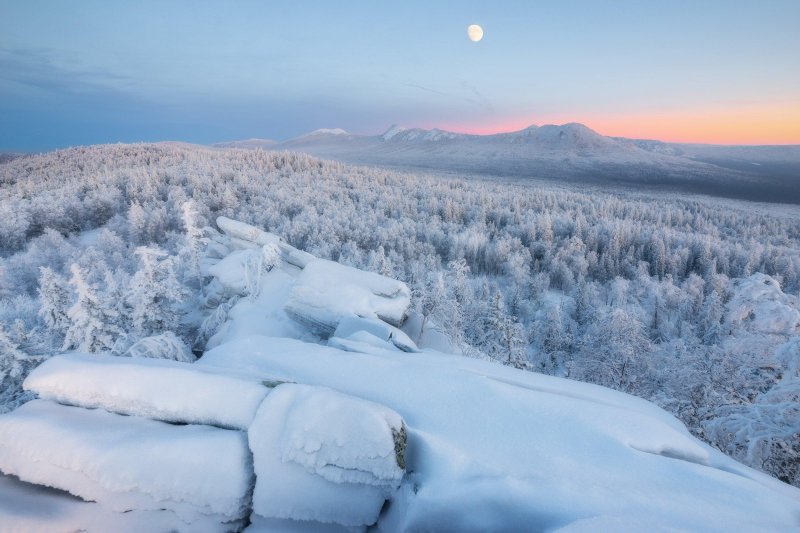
[1,217,799,532]
[218,123,800,202]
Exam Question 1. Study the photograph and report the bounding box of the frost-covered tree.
[126,331,196,363]
[62,264,124,353]
[534,302,574,375]
[0,325,25,391]
[574,308,652,394]
[128,247,185,338]
[127,201,147,245]
[367,246,393,278]
[482,292,527,368]
[180,200,205,285]
[242,244,280,299]
[700,289,724,345]
[37,267,72,335]
[0,325,38,412]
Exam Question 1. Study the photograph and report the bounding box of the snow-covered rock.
[0,474,239,533]
[216,216,283,248]
[0,400,252,524]
[278,385,406,488]
[329,315,418,353]
[726,273,800,335]
[285,259,411,335]
[24,352,269,430]
[248,384,400,527]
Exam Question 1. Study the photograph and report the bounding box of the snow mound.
[249,384,400,527]
[285,259,411,335]
[726,273,800,335]
[0,400,252,523]
[24,352,269,430]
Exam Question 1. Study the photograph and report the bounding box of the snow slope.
[1,217,800,531]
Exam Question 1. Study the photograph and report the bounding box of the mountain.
[218,123,800,203]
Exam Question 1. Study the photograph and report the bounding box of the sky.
[1,0,799,151]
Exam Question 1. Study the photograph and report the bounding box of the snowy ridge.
[1,217,799,531]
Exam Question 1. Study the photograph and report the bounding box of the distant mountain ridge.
[214,123,800,203]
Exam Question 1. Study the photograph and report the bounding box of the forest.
[1,143,798,487]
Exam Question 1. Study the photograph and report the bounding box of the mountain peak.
[381,124,407,141]
[305,128,348,137]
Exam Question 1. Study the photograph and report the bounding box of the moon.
[467,24,484,42]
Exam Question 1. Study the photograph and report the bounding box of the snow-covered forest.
[1,143,799,487]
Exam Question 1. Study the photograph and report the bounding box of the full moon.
[467,24,484,42]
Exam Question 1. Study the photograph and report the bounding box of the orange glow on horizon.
[435,103,800,145]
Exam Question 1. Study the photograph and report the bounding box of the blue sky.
[1,0,799,150]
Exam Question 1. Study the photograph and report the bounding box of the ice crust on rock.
[0,400,252,523]
[24,352,269,430]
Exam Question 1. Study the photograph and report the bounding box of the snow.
[0,400,252,523]
[285,258,411,335]
[201,334,800,531]
[248,384,395,527]
[24,352,269,430]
